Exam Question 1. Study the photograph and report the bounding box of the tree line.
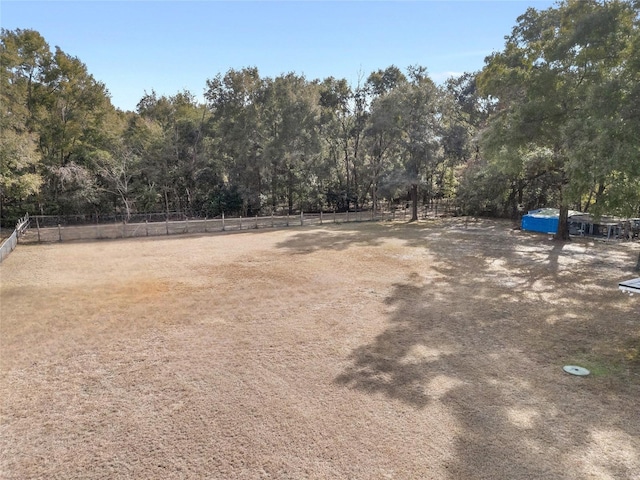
[2,0,639,238]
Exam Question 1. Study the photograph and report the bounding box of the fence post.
[58,224,62,242]
[286,213,289,227]
[166,217,169,235]
[255,215,258,229]
[300,211,304,226]
[36,216,41,243]
[185,217,189,233]
[320,210,323,225]
[239,215,242,230]
[145,220,149,236]
[271,212,274,228]
[222,212,225,231]
[334,208,336,223]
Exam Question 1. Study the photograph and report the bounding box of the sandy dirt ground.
[1,219,639,479]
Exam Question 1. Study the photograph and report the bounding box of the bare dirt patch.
[1,219,639,479]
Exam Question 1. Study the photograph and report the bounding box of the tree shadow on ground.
[274,220,462,258]
[325,220,640,479]
[336,273,639,478]
[335,281,439,408]
[274,223,387,254]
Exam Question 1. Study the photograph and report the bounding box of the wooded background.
[2,0,639,237]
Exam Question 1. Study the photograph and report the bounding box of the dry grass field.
[1,219,639,479]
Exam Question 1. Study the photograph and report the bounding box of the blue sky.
[2,1,556,111]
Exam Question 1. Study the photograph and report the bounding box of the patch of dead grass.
[1,220,639,479]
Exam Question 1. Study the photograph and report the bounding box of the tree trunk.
[372,183,377,214]
[164,189,170,218]
[555,202,570,241]
[343,140,350,211]
[287,167,294,215]
[271,162,277,210]
[410,183,418,222]
[635,251,640,272]
[122,196,131,222]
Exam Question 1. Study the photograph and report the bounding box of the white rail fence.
[0,214,31,263]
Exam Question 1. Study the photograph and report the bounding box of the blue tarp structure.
[522,208,631,238]
[521,208,560,234]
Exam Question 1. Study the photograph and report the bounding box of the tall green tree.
[136,90,210,215]
[364,67,407,210]
[0,29,46,222]
[435,73,485,209]
[261,73,321,213]
[93,111,141,220]
[319,76,369,211]
[363,66,407,211]
[205,68,265,215]
[376,66,443,221]
[478,0,639,239]
[37,47,113,215]
[1,28,115,218]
